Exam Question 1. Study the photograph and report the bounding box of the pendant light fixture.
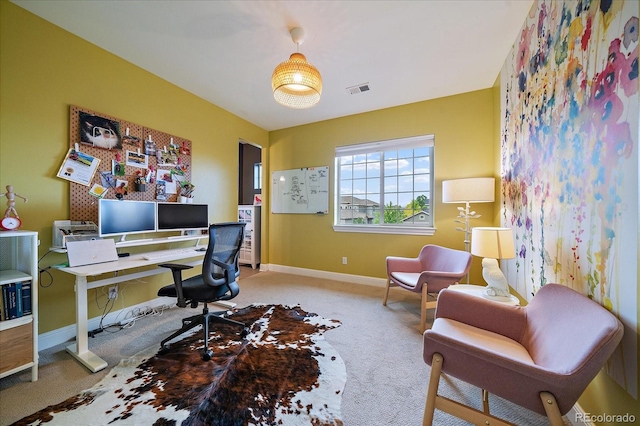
[272,27,322,109]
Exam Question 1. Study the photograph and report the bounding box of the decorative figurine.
[0,185,28,230]
[481,258,511,297]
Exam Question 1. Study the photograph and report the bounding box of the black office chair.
[157,222,249,360]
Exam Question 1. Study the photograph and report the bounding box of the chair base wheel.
[241,327,250,338]
[202,349,214,361]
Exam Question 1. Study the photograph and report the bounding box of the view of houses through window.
[335,135,434,232]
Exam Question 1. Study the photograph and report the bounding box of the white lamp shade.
[471,227,516,259]
[442,177,495,203]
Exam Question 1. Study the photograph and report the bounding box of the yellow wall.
[268,89,496,282]
[0,1,268,333]
[491,57,639,426]
[3,1,637,421]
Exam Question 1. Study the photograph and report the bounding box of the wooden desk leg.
[65,276,108,373]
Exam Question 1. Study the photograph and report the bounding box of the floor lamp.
[442,177,495,282]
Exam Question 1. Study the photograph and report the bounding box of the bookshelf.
[238,205,260,269]
[0,230,38,381]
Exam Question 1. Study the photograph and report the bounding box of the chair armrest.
[417,270,466,292]
[386,255,422,274]
[434,289,527,343]
[211,258,235,281]
[158,263,194,308]
[158,263,193,271]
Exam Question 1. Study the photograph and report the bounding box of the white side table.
[446,284,520,306]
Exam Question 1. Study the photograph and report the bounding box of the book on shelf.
[1,284,9,320]
[21,282,32,316]
[0,281,32,321]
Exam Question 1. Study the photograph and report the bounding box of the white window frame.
[333,135,435,235]
[253,162,262,190]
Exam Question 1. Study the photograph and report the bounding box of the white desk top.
[59,247,206,277]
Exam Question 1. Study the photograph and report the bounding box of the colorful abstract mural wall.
[501,0,638,397]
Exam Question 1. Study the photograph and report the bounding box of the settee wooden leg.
[540,392,564,426]
[423,353,443,426]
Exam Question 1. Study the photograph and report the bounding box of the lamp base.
[481,258,512,297]
[481,287,515,302]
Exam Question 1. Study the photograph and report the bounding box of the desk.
[446,284,520,306]
[59,247,206,373]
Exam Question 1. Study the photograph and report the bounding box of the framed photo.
[56,148,100,186]
[125,150,148,168]
[78,112,122,150]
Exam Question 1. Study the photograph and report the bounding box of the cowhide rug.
[14,304,346,426]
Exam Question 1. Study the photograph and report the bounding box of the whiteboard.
[271,166,329,214]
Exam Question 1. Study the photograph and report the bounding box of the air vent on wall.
[346,83,370,95]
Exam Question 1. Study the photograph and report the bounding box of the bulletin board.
[66,105,192,222]
[271,166,329,214]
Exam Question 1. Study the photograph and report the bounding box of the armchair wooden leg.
[421,285,428,332]
[540,392,564,426]
[482,389,490,414]
[383,279,391,306]
[423,353,443,426]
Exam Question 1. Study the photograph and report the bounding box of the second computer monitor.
[156,202,209,232]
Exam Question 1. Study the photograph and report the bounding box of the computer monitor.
[156,202,209,232]
[98,199,157,241]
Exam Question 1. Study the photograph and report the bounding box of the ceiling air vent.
[346,83,370,95]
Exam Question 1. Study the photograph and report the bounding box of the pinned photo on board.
[122,134,141,149]
[145,138,157,156]
[126,151,148,168]
[114,179,128,199]
[79,112,122,150]
[56,148,100,186]
[156,180,167,201]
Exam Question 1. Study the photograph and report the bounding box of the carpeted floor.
[0,267,558,425]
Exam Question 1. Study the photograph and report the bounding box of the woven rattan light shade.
[272,52,322,109]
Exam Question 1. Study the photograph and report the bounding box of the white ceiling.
[12,0,533,132]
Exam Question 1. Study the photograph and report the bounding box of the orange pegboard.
[68,105,192,222]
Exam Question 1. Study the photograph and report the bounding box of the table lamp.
[470,227,515,301]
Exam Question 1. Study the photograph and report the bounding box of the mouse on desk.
[196,247,207,252]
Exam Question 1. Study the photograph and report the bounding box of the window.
[254,162,262,190]
[334,135,435,235]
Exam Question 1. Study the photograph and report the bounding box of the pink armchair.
[422,284,624,426]
[384,245,472,331]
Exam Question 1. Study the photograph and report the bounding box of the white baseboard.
[567,403,595,426]
[38,296,177,351]
[263,263,386,287]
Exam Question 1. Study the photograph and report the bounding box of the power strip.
[213,300,236,309]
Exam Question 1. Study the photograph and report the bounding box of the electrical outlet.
[108,286,118,300]
[342,257,347,265]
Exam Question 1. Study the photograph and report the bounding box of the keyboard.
[141,248,200,261]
